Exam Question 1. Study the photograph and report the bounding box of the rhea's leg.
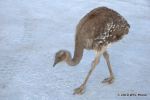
[73,53,101,95]
[102,51,114,84]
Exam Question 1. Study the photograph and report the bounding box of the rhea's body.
[76,7,130,50]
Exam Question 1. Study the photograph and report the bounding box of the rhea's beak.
[53,57,61,67]
[53,61,57,67]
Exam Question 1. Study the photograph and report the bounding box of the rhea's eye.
[58,56,61,60]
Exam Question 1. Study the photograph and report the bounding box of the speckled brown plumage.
[76,7,130,51]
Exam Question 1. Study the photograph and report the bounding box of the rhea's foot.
[102,77,114,84]
[73,84,86,95]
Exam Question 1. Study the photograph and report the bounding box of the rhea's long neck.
[66,40,84,66]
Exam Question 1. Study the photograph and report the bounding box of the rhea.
[53,7,130,95]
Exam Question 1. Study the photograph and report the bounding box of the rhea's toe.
[73,85,85,95]
[102,77,114,84]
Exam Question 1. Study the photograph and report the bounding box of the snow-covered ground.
[0,0,150,100]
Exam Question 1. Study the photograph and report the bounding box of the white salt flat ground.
[0,0,150,100]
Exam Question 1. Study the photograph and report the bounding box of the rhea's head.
[53,50,67,67]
